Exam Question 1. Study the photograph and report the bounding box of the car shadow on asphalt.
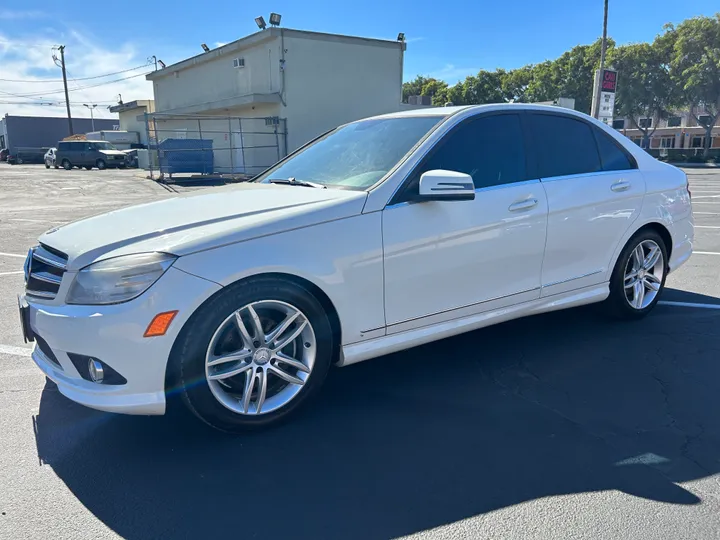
[33,290,720,540]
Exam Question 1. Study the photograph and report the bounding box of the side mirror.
[418,170,475,201]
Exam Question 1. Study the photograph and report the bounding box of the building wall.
[281,32,404,152]
[119,109,151,144]
[152,36,281,112]
[2,116,119,153]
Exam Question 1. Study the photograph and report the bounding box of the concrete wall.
[119,109,151,145]
[152,36,281,112]
[1,116,119,153]
[281,32,404,152]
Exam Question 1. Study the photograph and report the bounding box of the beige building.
[614,110,720,152]
[109,100,155,145]
[145,27,406,173]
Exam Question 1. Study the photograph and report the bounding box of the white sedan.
[18,104,693,432]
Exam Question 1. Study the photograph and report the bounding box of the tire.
[62,159,72,170]
[54,165,59,169]
[604,229,668,320]
[96,159,106,170]
[84,166,93,170]
[172,278,335,432]
[45,161,50,169]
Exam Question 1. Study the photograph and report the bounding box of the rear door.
[527,112,645,296]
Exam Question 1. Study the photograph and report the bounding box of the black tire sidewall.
[62,160,71,170]
[172,278,335,432]
[607,229,668,319]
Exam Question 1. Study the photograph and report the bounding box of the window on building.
[698,115,712,127]
[691,136,704,148]
[612,119,625,130]
[416,114,528,190]
[666,116,681,128]
[528,114,602,178]
[232,58,245,68]
[593,129,634,171]
[638,118,653,129]
[660,137,675,149]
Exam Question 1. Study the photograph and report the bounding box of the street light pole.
[83,104,98,132]
[593,0,609,119]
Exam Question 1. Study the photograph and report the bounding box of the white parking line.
[692,201,720,204]
[0,344,32,357]
[694,251,720,255]
[0,252,25,259]
[658,301,720,310]
[694,212,720,215]
[0,271,24,276]
[9,218,55,224]
[695,225,720,229]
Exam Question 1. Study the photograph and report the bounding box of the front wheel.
[45,161,50,169]
[604,229,668,319]
[62,159,72,170]
[96,159,106,170]
[172,278,335,432]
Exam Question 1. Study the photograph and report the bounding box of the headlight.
[67,252,177,305]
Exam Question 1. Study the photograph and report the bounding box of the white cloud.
[0,10,45,20]
[428,64,478,84]
[0,29,154,119]
[406,36,425,44]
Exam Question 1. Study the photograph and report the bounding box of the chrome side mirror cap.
[418,170,475,201]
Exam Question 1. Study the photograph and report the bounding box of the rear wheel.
[604,229,667,320]
[172,278,335,432]
[96,159,106,170]
[62,159,72,170]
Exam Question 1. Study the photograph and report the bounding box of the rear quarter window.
[58,142,70,151]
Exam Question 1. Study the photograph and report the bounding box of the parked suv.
[56,140,127,170]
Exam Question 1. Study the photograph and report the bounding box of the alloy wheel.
[623,239,664,310]
[205,300,316,415]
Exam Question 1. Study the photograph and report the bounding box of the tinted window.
[612,119,625,129]
[529,114,601,178]
[594,129,634,171]
[667,116,681,127]
[416,114,527,190]
[58,142,70,151]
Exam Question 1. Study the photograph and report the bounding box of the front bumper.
[23,267,221,415]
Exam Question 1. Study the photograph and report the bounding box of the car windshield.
[93,142,117,151]
[254,116,445,190]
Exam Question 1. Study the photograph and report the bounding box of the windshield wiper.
[268,177,326,189]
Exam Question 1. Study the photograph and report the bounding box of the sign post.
[591,68,617,125]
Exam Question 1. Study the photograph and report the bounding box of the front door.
[382,113,548,328]
[526,112,646,296]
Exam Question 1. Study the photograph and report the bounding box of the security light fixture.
[201,43,210,52]
[397,32,405,42]
[158,59,166,68]
[255,16,267,30]
[269,12,281,26]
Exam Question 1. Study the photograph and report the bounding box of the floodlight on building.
[158,59,166,68]
[397,33,405,42]
[201,43,210,52]
[269,13,282,26]
[255,16,267,30]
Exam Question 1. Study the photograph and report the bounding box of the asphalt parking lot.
[1,164,719,540]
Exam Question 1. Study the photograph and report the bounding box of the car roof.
[366,103,595,122]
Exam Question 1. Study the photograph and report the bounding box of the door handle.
[611,181,630,192]
[508,198,538,212]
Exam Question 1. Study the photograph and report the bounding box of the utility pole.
[83,104,98,131]
[58,45,73,135]
[593,0,609,119]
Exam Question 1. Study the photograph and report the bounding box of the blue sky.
[0,1,718,117]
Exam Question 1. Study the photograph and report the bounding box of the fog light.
[88,359,104,383]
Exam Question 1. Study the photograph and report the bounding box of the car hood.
[99,150,126,156]
[39,183,368,271]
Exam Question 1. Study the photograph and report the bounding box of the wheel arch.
[164,271,343,402]
[608,220,673,279]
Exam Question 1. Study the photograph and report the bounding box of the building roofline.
[109,100,153,113]
[146,27,405,80]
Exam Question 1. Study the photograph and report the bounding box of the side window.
[58,142,68,151]
[85,143,94,151]
[593,128,634,171]
[529,114,602,178]
[416,114,527,191]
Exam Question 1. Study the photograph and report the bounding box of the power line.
[0,71,151,98]
[0,63,153,83]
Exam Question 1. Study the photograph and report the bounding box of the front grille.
[25,244,68,300]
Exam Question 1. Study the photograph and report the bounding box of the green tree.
[420,78,449,105]
[402,76,434,102]
[609,43,675,148]
[664,15,720,157]
[459,69,507,104]
[554,38,616,114]
[502,66,533,102]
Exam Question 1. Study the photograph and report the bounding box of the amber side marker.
[144,311,179,337]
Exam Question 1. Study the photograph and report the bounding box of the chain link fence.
[144,113,288,181]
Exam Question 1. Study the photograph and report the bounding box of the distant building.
[613,108,720,152]
[109,100,155,145]
[0,115,119,154]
